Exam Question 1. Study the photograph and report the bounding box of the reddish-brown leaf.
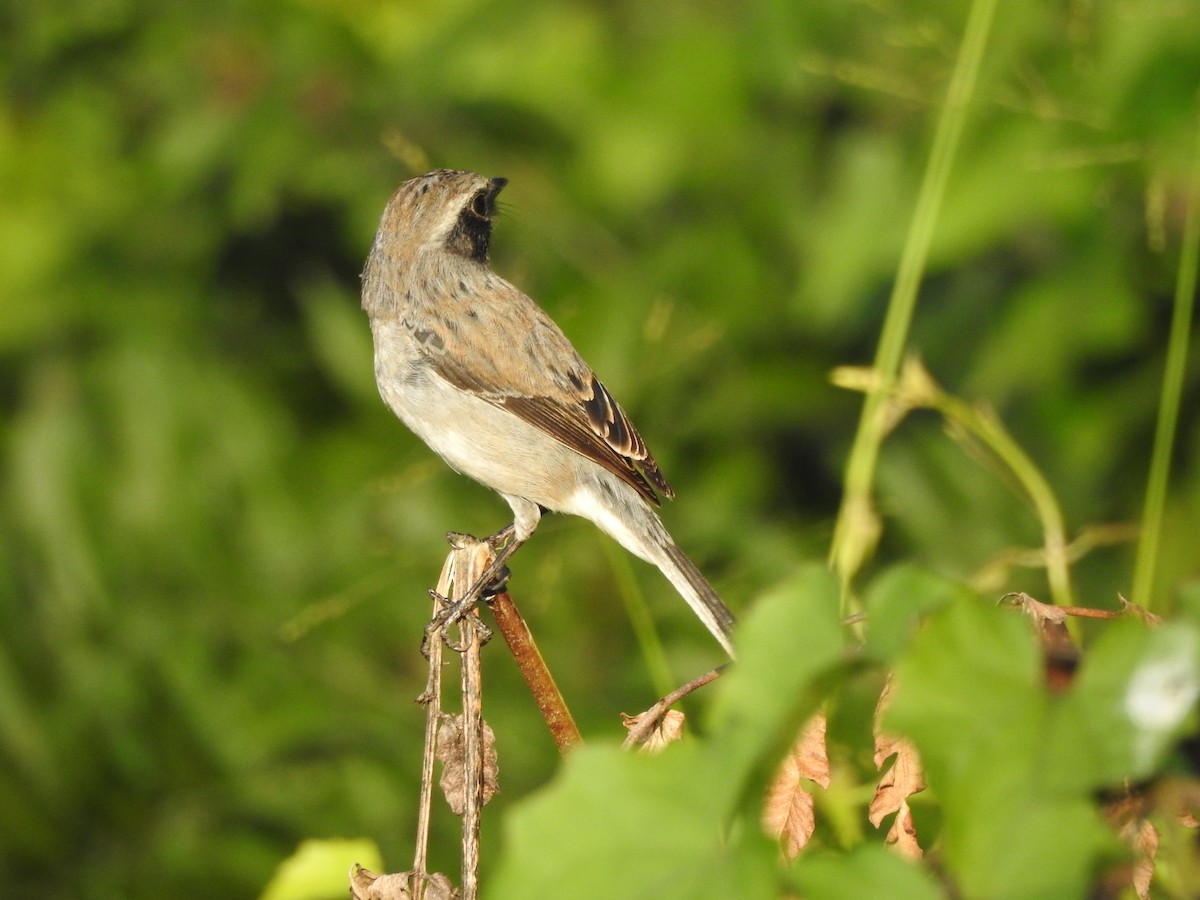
[762,713,830,858]
[884,800,922,860]
[1126,818,1159,900]
[871,678,925,857]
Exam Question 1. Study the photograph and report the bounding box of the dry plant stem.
[488,588,582,754]
[413,541,491,900]
[412,554,455,891]
[1054,606,1123,620]
[622,665,726,749]
[971,522,1138,590]
[425,529,524,652]
[459,611,485,900]
[447,539,492,900]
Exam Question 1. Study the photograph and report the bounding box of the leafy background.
[2,1,1198,897]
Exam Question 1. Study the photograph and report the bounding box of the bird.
[360,169,735,657]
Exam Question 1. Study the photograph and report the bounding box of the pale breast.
[370,319,583,505]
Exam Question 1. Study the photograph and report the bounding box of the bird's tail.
[657,539,736,658]
[578,481,737,657]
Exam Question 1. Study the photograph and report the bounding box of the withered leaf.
[871,678,925,857]
[762,713,830,858]
[1126,818,1158,900]
[349,864,458,900]
[1119,593,1164,627]
[883,801,922,859]
[627,708,685,754]
[435,713,499,815]
[1008,592,1079,691]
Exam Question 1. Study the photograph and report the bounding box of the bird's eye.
[470,192,491,218]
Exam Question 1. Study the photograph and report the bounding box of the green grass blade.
[1131,113,1200,612]
[829,0,999,611]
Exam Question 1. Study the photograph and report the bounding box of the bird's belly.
[374,349,575,504]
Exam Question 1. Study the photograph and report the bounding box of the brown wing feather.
[409,275,674,505]
[499,393,662,505]
[426,350,672,505]
[573,374,674,499]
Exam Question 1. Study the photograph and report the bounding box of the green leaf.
[259,838,384,900]
[491,743,776,900]
[887,596,1044,784]
[887,597,1113,899]
[791,844,945,900]
[863,563,974,662]
[492,567,843,899]
[946,785,1110,900]
[1044,619,1200,790]
[708,566,845,779]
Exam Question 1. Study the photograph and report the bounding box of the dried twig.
[487,587,582,753]
[412,553,455,888]
[423,528,523,655]
[451,540,492,900]
[408,539,493,900]
[621,666,727,750]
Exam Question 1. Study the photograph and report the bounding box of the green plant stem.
[1131,115,1200,612]
[601,538,675,696]
[932,394,1075,609]
[829,0,998,613]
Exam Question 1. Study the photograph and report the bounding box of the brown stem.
[621,665,728,749]
[412,554,456,896]
[459,610,485,900]
[488,589,582,754]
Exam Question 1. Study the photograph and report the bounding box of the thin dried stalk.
[621,666,726,750]
[453,542,492,900]
[412,553,456,887]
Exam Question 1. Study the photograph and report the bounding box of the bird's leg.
[479,523,520,595]
[423,525,526,656]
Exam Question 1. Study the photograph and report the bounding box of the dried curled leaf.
[435,713,499,815]
[762,713,830,858]
[1002,591,1078,692]
[871,678,925,858]
[1126,818,1158,900]
[349,864,458,900]
[1119,593,1164,627]
[883,800,922,859]
[1004,590,1074,652]
[1104,789,1162,900]
[622,708,685,754]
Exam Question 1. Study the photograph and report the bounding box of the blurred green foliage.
[2,0,1199,897]
[492,567,1200,899]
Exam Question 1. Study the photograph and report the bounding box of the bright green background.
[2,1,1198,896]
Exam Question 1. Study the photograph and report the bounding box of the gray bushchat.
[361,169,735,656]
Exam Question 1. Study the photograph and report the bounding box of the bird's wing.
[499,375,674,505]
[414,279,674,505]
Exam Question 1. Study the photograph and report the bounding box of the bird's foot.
[423,593,493,655]
[422,529,524,656]
[445,524,515,551]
